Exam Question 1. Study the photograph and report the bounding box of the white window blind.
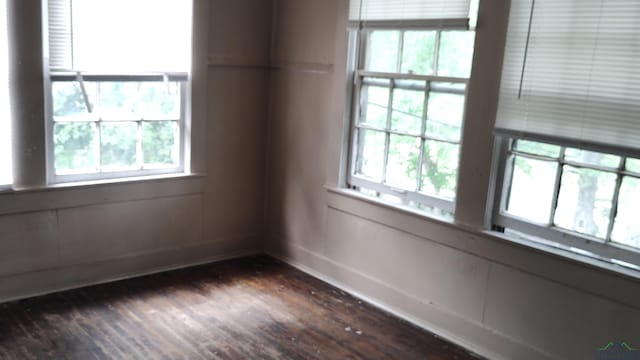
[349,0,472,22]
[496,0,640,153]
[47,0,192,72]
[0,0,10,185]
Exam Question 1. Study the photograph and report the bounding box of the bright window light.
[71,0,191,72]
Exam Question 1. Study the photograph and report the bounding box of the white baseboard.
[0,240,262,304]
[266,244,555,360]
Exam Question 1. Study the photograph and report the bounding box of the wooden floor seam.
[0,255,483,360]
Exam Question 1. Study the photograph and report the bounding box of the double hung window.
[346,0,477,216]
[46,0,192,182]
[492,0,640,267]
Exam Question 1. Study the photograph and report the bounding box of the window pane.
[506,156,558,224]
[514,140,561,158]
[96,82,140,120]
[425,92,464,142]
[52,82,96,121]
[54,122,97,173]
[70,0,191,72]
[386,135,420,190]
[437,31,475,78]
[612,176,640,249]
[554,166,617,239]
[100,122,138,169]
[366,31,399,72]
[626,158,640,173]
[391,89,424,134]
[143,121,178,166]
[356,129,386,180]
[564,148,621,169]
[360,85,389,128]
[421,140,459,199]
[139,82,181,120]
[401,31,436,75]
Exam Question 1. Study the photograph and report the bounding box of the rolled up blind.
[47,0,192,72]
[349,0,472,21]
[496,0,640,152]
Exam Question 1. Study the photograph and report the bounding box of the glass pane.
[425,92,465,142]
[506,156,558,224]
[356,129,386,180]
[96,82,140,120]
[626,158,640,173]
[437,31,475,78]
[391,89,424,134]
[360,85,389,128]
[139,82,181,119]
[421,140,459,199]
[554,166,617,239]
[386,135,420,190]
[143,121,179,166]
[564,148,621,169]
[366,31,400,72]
[514,140,561,158]
[100,122,138,169]
[611,177,640,249]
[54,122,97,173]
[52,82,96,121]
[401,31,436,75]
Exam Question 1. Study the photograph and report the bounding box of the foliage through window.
[52,80,182,175]
[46,0,191,182]
[495,138,640,265]
[348,28,475,213]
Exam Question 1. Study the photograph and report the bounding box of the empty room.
[0,0,639,359]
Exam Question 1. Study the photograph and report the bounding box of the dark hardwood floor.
[0,256,481,359]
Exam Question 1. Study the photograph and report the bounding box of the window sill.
[0,173,206,216]
[326,186,640,305]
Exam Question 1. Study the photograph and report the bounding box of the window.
[345,0,477,215]
[0,0,10,186]
[45,0,192,182]
[492,0,640,267]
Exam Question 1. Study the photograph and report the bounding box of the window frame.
[44,72,189,184]
[42,0,193,185]
[491,136,640,268]
[345,22,473,214]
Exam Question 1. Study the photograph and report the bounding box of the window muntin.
[495,138,640,265]
[45,0,192,183]
[50,78,183,179]
[348,29,475,212]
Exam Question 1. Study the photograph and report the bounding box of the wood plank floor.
[0,256,482,359]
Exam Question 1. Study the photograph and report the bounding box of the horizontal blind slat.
[496,0,640,151]
[47,0,72,70]
[349,0,471,21]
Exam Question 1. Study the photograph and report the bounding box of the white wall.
[3,1,640,359]
[264,1,640,359]
[0,0,271,301]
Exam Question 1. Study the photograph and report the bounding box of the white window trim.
[490,136,640,269]
[44,72,189,184]
[344,21,471,213]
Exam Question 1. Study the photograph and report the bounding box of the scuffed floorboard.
[0,256,482,359]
